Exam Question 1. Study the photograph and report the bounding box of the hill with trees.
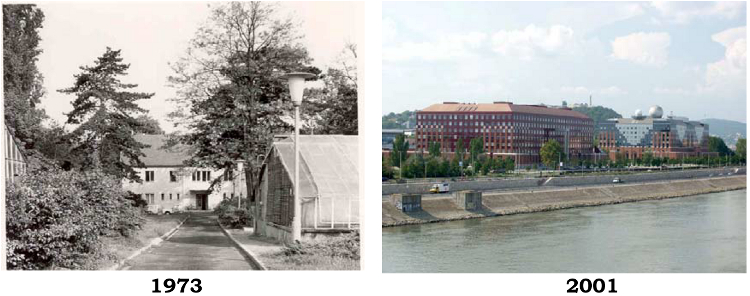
[572,105,622,128]
[700,118,746,147]
[382,110,417,129]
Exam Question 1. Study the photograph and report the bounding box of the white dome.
[634,109,643,117]
[648,105,663,118]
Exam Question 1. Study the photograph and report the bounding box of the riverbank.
[382,175,746,227]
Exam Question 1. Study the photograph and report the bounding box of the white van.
[430,183,450,193]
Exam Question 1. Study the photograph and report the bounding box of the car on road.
[612,177,623,183]
[430,183,450,193]
[146,205,178,215]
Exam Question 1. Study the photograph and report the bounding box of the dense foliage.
[708,136,734,156]
[282,231,359,261]
[3,4,47,150]
[382,110,416,129]
[572,106,622,128]
[540,139,565,169]
[6,163,144,270]
[214,196,251,228]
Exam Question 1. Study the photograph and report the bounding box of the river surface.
[382,190,746,273]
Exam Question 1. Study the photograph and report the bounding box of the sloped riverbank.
[382,176,746,227]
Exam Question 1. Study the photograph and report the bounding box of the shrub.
[5,164,143,270]
[282,231,360,261]
[214,196,250,228]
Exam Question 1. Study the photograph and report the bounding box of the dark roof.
[134,134,190,167]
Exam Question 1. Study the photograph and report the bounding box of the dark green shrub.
[281,231,360,260]
[5,164,143,270]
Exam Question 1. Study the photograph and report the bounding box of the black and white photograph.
[2,1,362,271]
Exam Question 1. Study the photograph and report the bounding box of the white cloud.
[704,26,746,92]
[651,1,745,24]
[382,17,397,44]
[653,87,692,95]
[561,86,627,96]
[491,24,576,60]
[383,32,487,61]
[611,32,670,67]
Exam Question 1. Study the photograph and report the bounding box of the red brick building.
[415,102,595,167]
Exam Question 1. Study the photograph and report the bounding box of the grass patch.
[94,213,188,269]
[261,232,360,270]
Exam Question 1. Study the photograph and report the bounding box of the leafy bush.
[282,231,360,261]
[5,164,143,270]
[214,196,250,228]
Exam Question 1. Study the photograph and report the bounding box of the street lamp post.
[283,72,315,243]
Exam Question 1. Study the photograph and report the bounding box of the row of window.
[140,170,234,183]
[143,193,181,204]
[418,113,590,125]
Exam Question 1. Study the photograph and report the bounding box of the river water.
[382,190,746,273]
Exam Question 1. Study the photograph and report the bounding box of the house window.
[145,171,155,182]
[161,193,165,201]
[177,194,180,200]
[223,193,227,199]
[145,193,155,204]
[169,171,177,182]
[169,193,173,200]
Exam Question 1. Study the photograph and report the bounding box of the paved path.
[122,213,255,270]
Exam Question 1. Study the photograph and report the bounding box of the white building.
[123,134,244,211]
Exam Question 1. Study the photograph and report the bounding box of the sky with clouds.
[34,1,363,133]
[383,1,747,123]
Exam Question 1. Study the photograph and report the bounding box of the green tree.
[736,138,746,162]
[426,157,441,177]
[540,139,563,169]
[505,157,515,172]
[168,2,318,199]
[455,138,466,162]
[428,142,441,158]
[469,137,484,166]
[57,48,154,179]
[3,4,47,150]
[382,157,394,179]
[390,134,409,170]
[708,136,733,156]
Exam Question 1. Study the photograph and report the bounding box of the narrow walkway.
[122,212,255,270]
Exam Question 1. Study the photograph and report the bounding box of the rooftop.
[420,102,590,119]
[133,134,191,167]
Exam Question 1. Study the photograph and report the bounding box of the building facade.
[122,134,244,211]
[415,102,595,166]
[598,105,712,160]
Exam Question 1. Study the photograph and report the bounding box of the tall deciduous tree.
[168,2,317,200]
[428,142,441,158]
[736,138,746,161]
[3,4,47,149]
[455,138,465,162]
[469,137,484,166]
[708,136,733,156]
[390,134,409,169]
[58,47,154,179]
[540,139,563,169]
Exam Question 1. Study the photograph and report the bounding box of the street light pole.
[283,72,315,243]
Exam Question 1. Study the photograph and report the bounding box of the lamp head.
[282,72,316,105]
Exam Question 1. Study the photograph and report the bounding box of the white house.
[123,134,244,211]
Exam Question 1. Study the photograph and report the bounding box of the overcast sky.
[383,1,747,123]
[35,1,363,133]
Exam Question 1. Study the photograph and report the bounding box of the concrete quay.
[382,175,746,227]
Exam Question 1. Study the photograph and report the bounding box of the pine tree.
[58,47,154,179]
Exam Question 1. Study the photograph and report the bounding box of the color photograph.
[382,1,746,273]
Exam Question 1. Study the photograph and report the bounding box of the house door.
[196,193,208,210]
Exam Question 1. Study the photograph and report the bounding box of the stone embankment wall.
[382,175,746,227]
[382,167,745,195]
